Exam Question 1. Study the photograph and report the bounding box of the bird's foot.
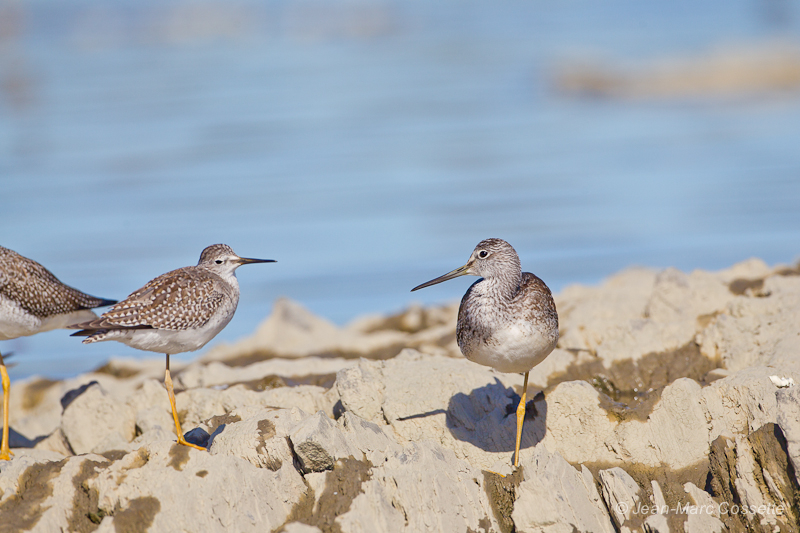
[175,436,207,451]
[0,447,13,461]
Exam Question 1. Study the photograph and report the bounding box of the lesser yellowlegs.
[71,244,274,450]
[411,238,558,466]
[0,246,116,461]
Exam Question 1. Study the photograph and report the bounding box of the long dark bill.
[238,258,276,265]
[411,264,470,292]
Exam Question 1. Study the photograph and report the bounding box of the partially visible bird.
[411,238,558,466]
[71,244,274,450]
[0,246,116,461]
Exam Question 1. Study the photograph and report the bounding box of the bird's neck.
[201,266,240,289]
[478,270,520,301]
[226,272,240,289]
[222,273,241,308]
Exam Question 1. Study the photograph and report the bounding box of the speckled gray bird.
[411,238,559,467]
[0,246,116,461]
[71,244,274,451]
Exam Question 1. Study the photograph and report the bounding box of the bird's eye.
[478,250,488,259]
[215,259,223,264]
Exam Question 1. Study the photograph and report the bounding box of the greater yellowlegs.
[411,238,558,466]
[72,244,274,450]
[0,246,116,461]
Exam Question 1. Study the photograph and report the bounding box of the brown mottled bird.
[0,246,116,461]
[412,238,559,466]
[71,244,274,451]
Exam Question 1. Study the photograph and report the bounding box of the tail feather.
[69,322,153,344]
[71,328,113,344]
[91,298,118,309]
[70,329,100,338]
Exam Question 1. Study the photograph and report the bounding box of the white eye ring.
[478,250,488,259]
[215,259,223,264]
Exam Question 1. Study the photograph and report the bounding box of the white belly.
[0,296,97,340]
[465,324,556,374]
[89,313,233,355]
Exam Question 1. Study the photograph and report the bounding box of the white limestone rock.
[540,380,621,464]
[556,266,718,364]
[60,382,135,455]
[336,349,539,469]
[709,425,799,531]
[615,378,709,469]
[645,267,733,324]
[643,481,670,533]
[336,441,499,533]
[543,367,790,470]
[337,411,402,460]
[135,405,175,436]
[7,359,176,442]
[0,449,69,503]
[701,366,785,441]
[87,440,307,532]
[209,407,308,471]
[512,446,615,533]
[777,385,800,486]
[335,361,387,423]
[288,410,403,475]
[335,350,784,472]
[599,467,643,529]
[290,411,358,473]
[698,274,800,372]
[175,357,356,390]
[714,257,773,284]
[600,318,697,364]
[0,454,110,532]
[556,267,657,351]
[683,482,724,533]
[178,383,337,430]
[33,428,73,456]
[557,260,773,366]
[731,435,781,529]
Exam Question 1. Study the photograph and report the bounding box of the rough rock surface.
[512,446,615,533]
[1,258,799,531]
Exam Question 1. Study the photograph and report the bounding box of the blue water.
[2,0,800,379]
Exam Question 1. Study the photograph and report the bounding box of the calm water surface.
[2,0,800,379]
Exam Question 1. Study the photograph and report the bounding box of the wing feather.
[0,246,115,318]
[74,267,225,332]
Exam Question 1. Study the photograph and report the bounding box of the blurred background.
[2,0,800,379]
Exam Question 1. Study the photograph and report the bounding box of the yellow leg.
[164,354,205,451]
[1,352,13,461]
[513,371,529,467]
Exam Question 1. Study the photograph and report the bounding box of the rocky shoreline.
[1,257,799,532]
